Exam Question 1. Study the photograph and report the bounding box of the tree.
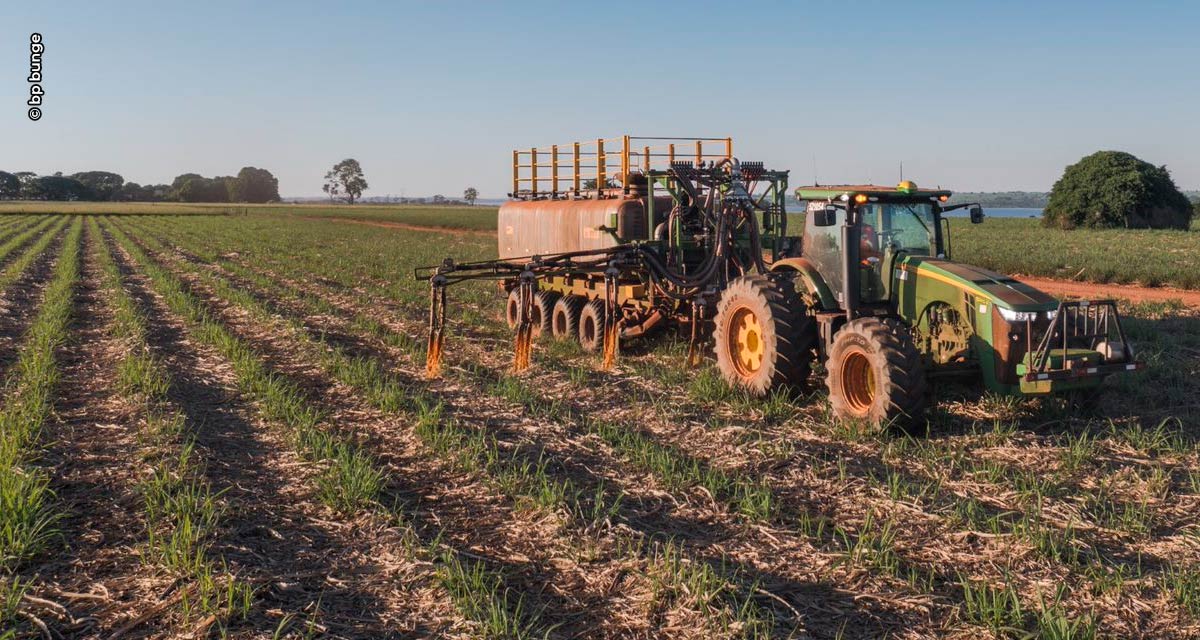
[176,177,212,203]
[33,175,90,201]
[211,176,236,203]
[324,159,367,204]
[169,173,205,201]
[70,171,124,201]
[1044,151,1192,230]
[583,177,619,189]
[14,172,38,199]
[231,166,279,203]
[0,172,19,199]
[463,187,478,205]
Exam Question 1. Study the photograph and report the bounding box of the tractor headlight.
[998,308,1037,323]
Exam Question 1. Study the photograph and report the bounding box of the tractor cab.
[794,182,982,315]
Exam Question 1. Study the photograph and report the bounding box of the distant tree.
[211,176,236,203]
[463,187,478,205]
[231,166,279,203]
[169,173,205,201]
[14,172,38,198]
[583,177,619,189]
[0,172,19,199]
[432,194,446,204]
[1044,151,1192,230]
[322,180,339,202]
[176,177,211,203]
[33,175,90,201]
[324,159,367,204]
[118,182,142,201]
[70,171,124,201]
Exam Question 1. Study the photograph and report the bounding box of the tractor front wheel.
[826,318,928,429]
[713,275,814,396]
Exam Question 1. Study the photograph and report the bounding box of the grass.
[0,216,80,572]
[96,211,1200,636]
[950,216,1200,289]
[90,217,254,630]
[0,200,498,230]
[105,220,383,516]
[118,216,789,633]
[103,218,581,636]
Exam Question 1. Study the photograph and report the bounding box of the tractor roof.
[795,182,953,201]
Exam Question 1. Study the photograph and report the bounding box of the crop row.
[89,217,254,633]
[0,217,80,633]
[109,217,787,636]
[128,212,1200,636]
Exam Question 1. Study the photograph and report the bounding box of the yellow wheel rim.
[727,306,765,377]
[840,349,875,415]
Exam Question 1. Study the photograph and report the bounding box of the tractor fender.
[770,258,838,311]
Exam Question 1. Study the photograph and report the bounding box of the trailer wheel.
[505,288,521,329]
[713,275,814,395]
[531,291,558,336]
[552,296,584,341]
[505,288,557,336]
[826,318,928,430]
[578,299,606,353]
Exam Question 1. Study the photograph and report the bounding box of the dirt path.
[299,215,493,237]
[1015,276,1200,308]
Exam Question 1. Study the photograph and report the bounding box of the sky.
[1,0,1197,198]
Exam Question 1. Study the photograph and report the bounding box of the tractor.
[418,136,1142,428]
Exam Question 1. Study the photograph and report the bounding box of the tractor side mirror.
[813,206,838,227]
[969,206,984,224]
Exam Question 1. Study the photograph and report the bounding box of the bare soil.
[1016,276,1200,308]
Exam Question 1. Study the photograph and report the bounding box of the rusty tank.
[498,194,672,260]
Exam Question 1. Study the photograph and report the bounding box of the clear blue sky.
[2,0,1197,198]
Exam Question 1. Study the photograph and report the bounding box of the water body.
[954,207,1043,219]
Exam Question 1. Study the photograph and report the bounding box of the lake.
[954,207,1043,219]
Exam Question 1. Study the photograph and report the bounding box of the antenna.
[899,161,904,183]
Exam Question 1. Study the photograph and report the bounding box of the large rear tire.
[713,275,815,396]
[825,317,928,429]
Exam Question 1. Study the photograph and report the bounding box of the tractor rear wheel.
[826,318,928,429]
[505,288,557,336]
[578,299,606,353]
[713,275,814,396]
[552,295,584,341]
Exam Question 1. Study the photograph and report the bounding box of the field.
[0,211,1195,639]
[4,202,1193,289]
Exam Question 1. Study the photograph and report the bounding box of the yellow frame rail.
[511,135,733,200]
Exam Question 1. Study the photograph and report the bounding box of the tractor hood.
[899,257,1057,311]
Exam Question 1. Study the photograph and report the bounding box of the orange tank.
[498,196,671,260]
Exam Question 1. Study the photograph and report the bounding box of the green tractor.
[419,136,1142,429]
[719,181,1143,426]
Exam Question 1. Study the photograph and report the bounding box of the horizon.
[3,1,1198,198]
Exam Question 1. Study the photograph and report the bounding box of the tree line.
[0,167,280,203]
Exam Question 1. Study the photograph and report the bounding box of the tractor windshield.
[859,202,937,256]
